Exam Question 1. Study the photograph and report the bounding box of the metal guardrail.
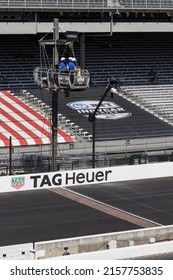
[1,135,173,175]
[0,1,173,11]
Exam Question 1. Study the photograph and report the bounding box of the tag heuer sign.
[11,177,25,189]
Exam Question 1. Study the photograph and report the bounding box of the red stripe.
[0,91,51,141]
[0,121,28,145]
[0,107,43,145]
[57,128,73,142]
[1,91,73,143]
[0,132,10,146]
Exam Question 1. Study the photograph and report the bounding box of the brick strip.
[50,187,160,228]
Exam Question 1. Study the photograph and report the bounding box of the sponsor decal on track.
[67,100,131,120]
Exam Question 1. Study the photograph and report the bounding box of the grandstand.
[0,35,39,90]
[1,32,173,88]
[1,0,173,260]
[1,30,173,172]
[0,90,73,146]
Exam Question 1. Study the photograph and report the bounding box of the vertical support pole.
[35,12,38,34]
[92,119,96,168]
[52,18,59,171]
[80,33,85,69]
[52,89,58,171]
[53,18,59,68]
[90,85,111,169]
[9,136,12,175]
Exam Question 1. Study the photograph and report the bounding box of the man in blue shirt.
[67,57,77,71]
[59,57,66,71]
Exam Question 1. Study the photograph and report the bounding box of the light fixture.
[115,9,120,15]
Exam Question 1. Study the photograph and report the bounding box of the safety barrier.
[1,225,173,259]
[0,243,34,260]
[1,161,173,193]
[52,240,173,260]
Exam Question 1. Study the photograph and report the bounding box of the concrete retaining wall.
[52,240,173,260]
[1,226,173,260]
[0,22,173,35]
[35,225,173,259]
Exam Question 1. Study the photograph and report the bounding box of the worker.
[59,57,66,71]
[66,57,77,71]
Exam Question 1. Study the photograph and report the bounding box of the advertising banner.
[0,162,173,193]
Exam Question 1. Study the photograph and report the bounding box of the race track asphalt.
[0,188,139,246]
[67,176,173,226]
[0,176,173,246]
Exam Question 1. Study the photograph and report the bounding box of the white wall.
[52,240,173,260]
[1,225,173,259]
[1,162,173,193]
[0,243,34,260]
[35,225,173,259]
[1,22,173,34]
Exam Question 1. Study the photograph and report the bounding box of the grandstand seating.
[119,84,173,126]
[1,32,173,144]
[0,90,74,147]
[29,85,173,143]
[0,35,39,89]
[85,32,173,87]
[1,32,173,146]
[0,0,173,10]
[0,32,173,89]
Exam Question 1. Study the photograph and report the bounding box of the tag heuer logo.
[11,177,25,189]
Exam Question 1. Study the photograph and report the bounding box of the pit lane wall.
[0,161,173,193]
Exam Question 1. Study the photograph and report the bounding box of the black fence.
[1,150,173,176]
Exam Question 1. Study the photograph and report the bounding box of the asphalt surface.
[68,176,173,226]
[0,176,173,246]
[0,188,140,246]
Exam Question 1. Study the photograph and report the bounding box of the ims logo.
[11,177,25,189]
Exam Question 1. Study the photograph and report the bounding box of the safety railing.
[0,0,173,10]
[1,135,173,175]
